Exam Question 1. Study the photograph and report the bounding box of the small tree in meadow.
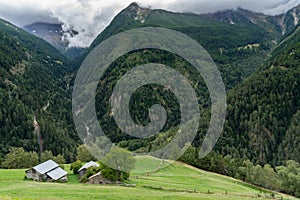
[70,160,82,174]
[100,147,135,182]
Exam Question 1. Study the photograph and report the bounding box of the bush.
[100,166,130,182]
[76,145,95,162]
[52,155,66,164]
[2,147,38,169]
[86,166,101,177]
[0,155,4,168]
[79,176,88,183]
[40,150,54,163]
[122,172,130,181]
[79,166,101,183]
[70,161,82,174]
[101,168,118,182]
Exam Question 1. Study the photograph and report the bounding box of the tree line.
[180,147,300,197]
[0,145,135,184]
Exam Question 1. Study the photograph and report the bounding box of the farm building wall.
[25,169,44,181]
[88,173,112,184]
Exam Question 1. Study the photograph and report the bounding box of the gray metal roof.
[33,160,59,174]
[78,161,99,172]
[46,167,68,180]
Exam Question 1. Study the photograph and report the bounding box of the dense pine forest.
[0,19,80,162]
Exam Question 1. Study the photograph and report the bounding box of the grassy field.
[0,156,297,200]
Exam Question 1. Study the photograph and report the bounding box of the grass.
[0,157,297,200]
[131,155,170,174]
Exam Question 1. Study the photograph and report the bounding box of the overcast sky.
[0,0,299,47]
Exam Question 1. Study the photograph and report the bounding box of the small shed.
[25,160,68,182]
[78,161,99,177]
[88,172,112,184]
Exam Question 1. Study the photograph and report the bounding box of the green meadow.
[0,157,297,200]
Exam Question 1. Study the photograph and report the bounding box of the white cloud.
[0,0,299,47]
[263,0,300,15]
[165,0,300,15]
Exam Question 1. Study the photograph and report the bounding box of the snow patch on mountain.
[249,17,257,24]
[130,3,151,24]
[229,19,235,24]
[292,10,299,25]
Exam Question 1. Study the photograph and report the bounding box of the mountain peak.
[124,2,152,24]
[128,2,140,8]
[291,4,300,10]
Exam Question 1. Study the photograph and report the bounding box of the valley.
[0,2,300,199]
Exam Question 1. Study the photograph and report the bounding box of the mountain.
[24,22,84,59]
[0,2,299,197]
[24,22,67,52]
[76,3,285,90]
[0,19,79,161]
[1,2,300,166]
[274,4,300,35]
[218,25,300,165]
[76,3,300,166]
[202,5,300,38]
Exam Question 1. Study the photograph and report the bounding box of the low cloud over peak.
[0,0,298,47]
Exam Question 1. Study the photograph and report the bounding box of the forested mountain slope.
[1,2,300,167]
[74,3,285,89]
[0,19,79,161]
[73,3,300,165]
[218,25,300,165]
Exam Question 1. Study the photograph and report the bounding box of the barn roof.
[78,161,99,172]
[88,172,101,180]
[33,160,59,174]
[47,167,68,180]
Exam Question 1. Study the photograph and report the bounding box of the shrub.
[70,161,82,174]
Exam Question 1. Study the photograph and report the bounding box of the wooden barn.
[78,161,99,178]
[88,172,113,184]
[25,160,68,182]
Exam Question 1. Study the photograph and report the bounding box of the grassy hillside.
[0,157,297,200]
